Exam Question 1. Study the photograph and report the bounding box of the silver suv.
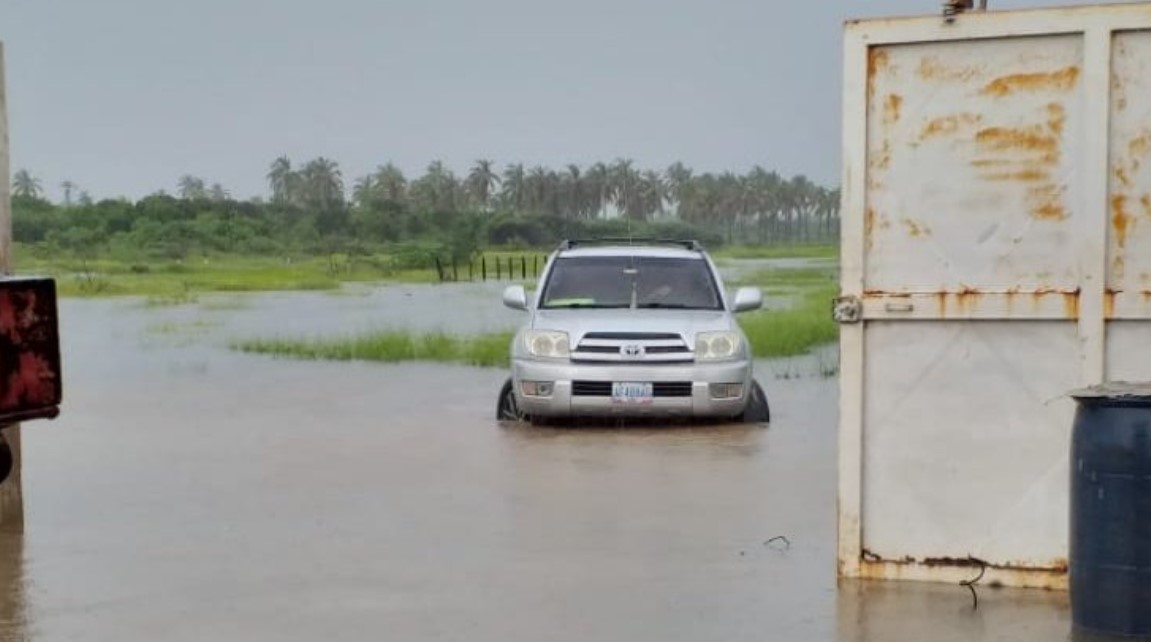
[497,239,769,424]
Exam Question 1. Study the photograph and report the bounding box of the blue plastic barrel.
[1070,382,1151,638]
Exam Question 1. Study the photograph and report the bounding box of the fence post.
[482,256,487,281]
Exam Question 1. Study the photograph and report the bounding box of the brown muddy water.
[0,286,1072,640]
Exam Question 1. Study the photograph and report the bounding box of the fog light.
[709,383,743,399]
[521,381,554,397]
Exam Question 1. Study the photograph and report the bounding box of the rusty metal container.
[837,3,1151,588]
[1070,383,1151,638]
[0,277,61,425]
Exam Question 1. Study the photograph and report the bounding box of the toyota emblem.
[620,344,645,358]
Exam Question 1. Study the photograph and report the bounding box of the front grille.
[571,381,694,398]
[572,332,692,363]
[583,332,681,340]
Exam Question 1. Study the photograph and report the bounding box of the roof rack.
[556,238,704,252]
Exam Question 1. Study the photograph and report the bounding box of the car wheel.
[737,380,770,424]
[496,378,528,422]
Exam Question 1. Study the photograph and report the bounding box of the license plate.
[612,382,653,404]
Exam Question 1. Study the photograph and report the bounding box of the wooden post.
[0,43,24,531]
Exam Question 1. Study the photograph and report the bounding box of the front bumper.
[511,358,753,418]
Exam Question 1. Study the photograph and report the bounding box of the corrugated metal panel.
[839,3,1151,589]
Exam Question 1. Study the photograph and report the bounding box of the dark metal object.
[0,277,61,426]
[1069,383,1151,638]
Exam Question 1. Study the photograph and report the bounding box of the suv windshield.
[539,256,722,310]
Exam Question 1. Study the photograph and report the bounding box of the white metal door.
[838,4,1151,589]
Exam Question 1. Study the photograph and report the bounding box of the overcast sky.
[3,0,1101,202]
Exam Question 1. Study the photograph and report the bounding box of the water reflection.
[0,533,25,641]
[838,579,1070,642]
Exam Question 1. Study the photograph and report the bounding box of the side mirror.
[732,287,763,313]
[503,285,528,311]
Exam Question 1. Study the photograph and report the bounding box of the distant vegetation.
[12,158,840,273]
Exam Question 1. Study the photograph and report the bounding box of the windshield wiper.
[636,302,696,309]
[544,302,629,309]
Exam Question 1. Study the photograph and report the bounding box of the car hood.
[530,309,736,340]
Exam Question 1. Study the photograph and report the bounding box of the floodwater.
[0,282,1073,640]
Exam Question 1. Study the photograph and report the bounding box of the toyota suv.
[497,239,769,423]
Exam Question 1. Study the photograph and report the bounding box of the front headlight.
[696,331,742,361]
[523,330,570,359]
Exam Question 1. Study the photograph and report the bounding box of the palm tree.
[60,180,77,207]
[664,162,693,216]
[465,159,500,211]
[177,175,207,200]
[373,163,407,203]
[300,157,344,211]
[267,156,295,204]
[352,174,377,208]
[609,159,640,220]
[638,170,668,220]
[584,163,610,219]
[560,164,585,219]
[500,164,526,211]
[12,170,42,199]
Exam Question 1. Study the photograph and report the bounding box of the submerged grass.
[232,330,515,368]
[728,266,838,290]
[738,284,838,358]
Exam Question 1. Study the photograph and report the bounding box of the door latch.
[833,295,863,324]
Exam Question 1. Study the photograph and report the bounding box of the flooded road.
[3,289,1072,640]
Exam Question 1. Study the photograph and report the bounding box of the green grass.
[738,284,838,358]
[727,266,839,290]
[231,330,515,368]
[713,244,839,261]
[16,254,445,299]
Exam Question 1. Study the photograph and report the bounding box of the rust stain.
[1131,132,1151,158]
[1113,71,1127,112]
[954,286,979,312]
[1046,103,1066,135]
[935,292,947,317]
[918,56,980,82]
[868,49,890,97]
[901,218,931,237]
[858,556,1069,590]
[919,114,981,141]
[1105,289,1117,319]
[1116,166,1132,189]
[975,126,1059,154]
[1028,184,1068,222]
[970,159,1013,168]
[865,208,876,251]
[1033,201,1067,221]
[869,141,892,174]
[1062,290,1080,319]
[883,94,903,125]
[980,169,1049,182]
[981,66,1081,97]
[1142,194,1151,217]
[1113,195,1132,248]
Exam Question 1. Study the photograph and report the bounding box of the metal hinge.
[833,295,863,324]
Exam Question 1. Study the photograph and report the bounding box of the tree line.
[11,158,840,262]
